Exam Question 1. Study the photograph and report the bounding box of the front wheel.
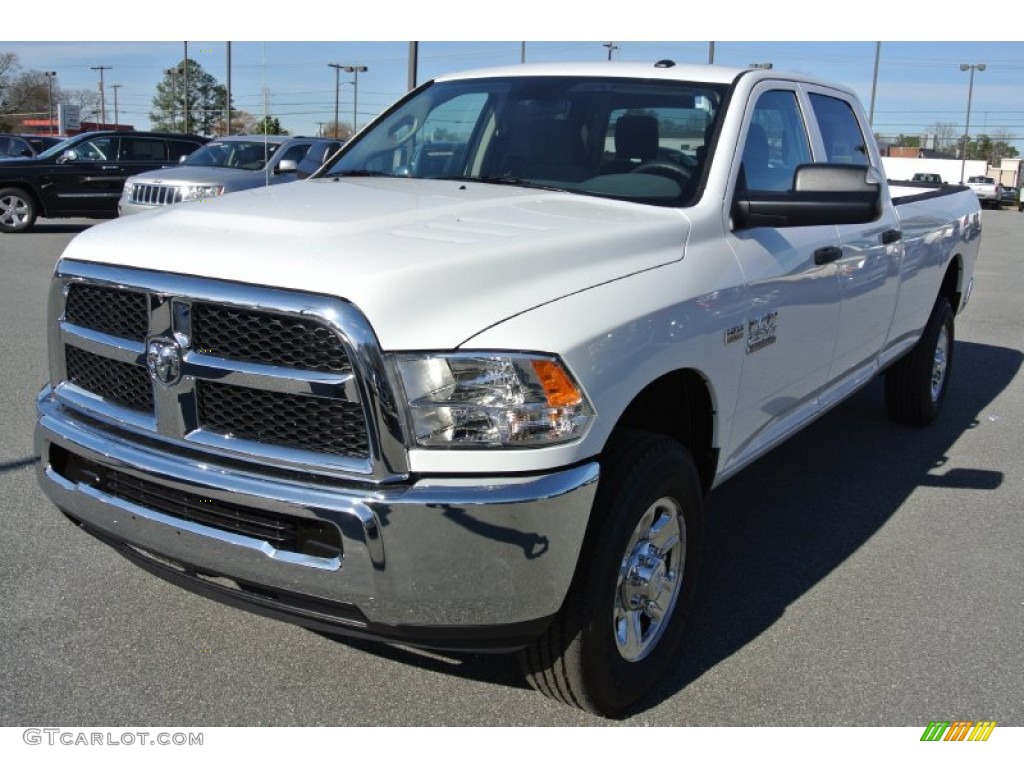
[885,297,954,426]
[0,187,38,233]
[520,431,704,716]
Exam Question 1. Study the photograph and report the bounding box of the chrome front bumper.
[36,389,598,648]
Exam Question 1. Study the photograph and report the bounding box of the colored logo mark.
[920,721,997,742]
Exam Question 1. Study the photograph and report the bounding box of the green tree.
[150,58,230,136]
[252,115,288,135]
[892,134,921,148]
[960,133,1019,165]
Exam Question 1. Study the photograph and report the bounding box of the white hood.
[63,177,690,349]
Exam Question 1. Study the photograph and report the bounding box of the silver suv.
[118,135,330,215]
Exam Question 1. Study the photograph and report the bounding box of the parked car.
[0,134,66,158]
[0,131,209,233]
[911,172,943,184]
[965,175,1002,208]
[119,135,334,214]
[997,185,1020,210]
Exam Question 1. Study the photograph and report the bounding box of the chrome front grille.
[65,346,153,413]
[129,183,183,206]
[192,303,353,373]
[65,284,148,341]
[49,263,404,480]
[196,381,369,457]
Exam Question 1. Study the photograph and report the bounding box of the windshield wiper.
[325,169,394,178]
[437,175,567,192]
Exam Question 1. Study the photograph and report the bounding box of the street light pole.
[603,42,618,61]
[959,63,986,183]
[342,65,367,133]
[44,71,56,135]
[328,63,343,138]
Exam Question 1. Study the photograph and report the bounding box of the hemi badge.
[725,325,744,344]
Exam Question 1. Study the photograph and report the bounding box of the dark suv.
[0,131,209,233]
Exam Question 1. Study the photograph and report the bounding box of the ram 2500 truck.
[35,61,981,716]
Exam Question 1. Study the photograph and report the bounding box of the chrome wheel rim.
[0,194,30,228]
[614,497,686,662]
[931,325,950,402]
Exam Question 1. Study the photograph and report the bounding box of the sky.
[4,6,1024,148]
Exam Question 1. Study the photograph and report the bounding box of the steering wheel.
[630,161,692,187]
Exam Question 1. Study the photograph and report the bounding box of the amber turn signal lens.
[532,360,583,408]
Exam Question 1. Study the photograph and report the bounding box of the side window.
[740,90,811,192]
[120,138,168,161]
[169,140,201,160]
[280,143,311,164]
[71,137,118,162]
[809,93,869,166]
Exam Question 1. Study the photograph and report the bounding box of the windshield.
[968,176,994,184]
[321,75,727,207]
[184,140,283,169]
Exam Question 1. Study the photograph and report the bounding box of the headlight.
[121,182,134,198]
[181,184,225,202]
[394,353,594,448]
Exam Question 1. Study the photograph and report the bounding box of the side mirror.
[274,159,297,175]
[19,148,33,158]
[178,155,188,164]
[733,163,881,229]
[58,149,79,164]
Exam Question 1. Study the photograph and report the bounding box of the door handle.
[881,229,902,244]
[813,246,843,265]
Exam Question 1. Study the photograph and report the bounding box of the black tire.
[885,296,954,427]
[0,187,38,233]
[519,431,704,716]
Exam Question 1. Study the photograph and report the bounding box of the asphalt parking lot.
[1,211,1021,727]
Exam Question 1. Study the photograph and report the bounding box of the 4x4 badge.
[146,338,182,386]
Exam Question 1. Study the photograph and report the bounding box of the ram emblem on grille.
[146,338,183,386]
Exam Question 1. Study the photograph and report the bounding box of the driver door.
[724,85,842,468]
[44,136,124,216]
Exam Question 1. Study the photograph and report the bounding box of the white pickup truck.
[966,175,1002,208]
[35,61,981,716]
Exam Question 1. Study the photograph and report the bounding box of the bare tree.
[930,121,959,154]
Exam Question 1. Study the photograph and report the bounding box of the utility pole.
[183,42,189,134]
[164,68,181,131]
[708,42,714,64]
[44,71,56,135]
[959,63,986,183]
[521,42,526,64]
[226,42,232,135]
[91,66,111,129]
[868,42,881,128]
[111,84,121,129]
[408,42,418,92]
[317,121,325,137]
[603,42,618,61]
[328,63,343,138]
[343,65,367,133]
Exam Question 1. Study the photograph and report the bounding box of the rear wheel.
[0,187,37,233]
[885,296,954,427]
[520,431,704,716]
